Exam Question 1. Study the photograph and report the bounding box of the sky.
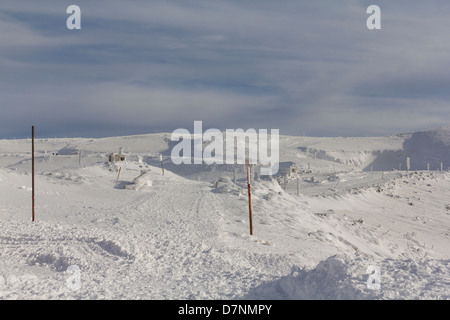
[1,0,449,139]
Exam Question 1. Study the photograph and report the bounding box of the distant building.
[287,164,299,178]
[109,148,126,162]
[109,153,126,162]
[276,162,299,178]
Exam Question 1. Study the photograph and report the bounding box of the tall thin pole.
[32,126,35,222]
[246,165,253,236]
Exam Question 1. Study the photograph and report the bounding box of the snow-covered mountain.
[0,127,449,299]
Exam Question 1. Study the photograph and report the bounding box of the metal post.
[32,126,35,222]
[246,165,253,236]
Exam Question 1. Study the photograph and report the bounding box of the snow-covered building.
[109,153,126,162]
[276,162,299,178]
[108,148,126,162]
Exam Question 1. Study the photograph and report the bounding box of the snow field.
[0,128,449,299]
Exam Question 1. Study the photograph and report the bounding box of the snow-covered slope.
[0,127,449,299]
[279,127,450,172]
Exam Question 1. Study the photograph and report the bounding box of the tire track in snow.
[98,178,291,299]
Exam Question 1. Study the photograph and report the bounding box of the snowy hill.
[0,127,449,299]
[279,127,450,172]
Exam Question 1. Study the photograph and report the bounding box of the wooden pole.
[32,126,35,222]
[246,165,253,236]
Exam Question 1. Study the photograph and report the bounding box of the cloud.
[0,0,449,138]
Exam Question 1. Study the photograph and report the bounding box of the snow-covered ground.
[0,128,449,299]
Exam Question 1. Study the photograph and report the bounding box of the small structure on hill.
[109,148,126,163]
[276,162,299,179]
[287,164,299,178]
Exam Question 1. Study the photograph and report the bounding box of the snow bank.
[213,176,241,195]
[243,254,450,300]
[124,171,152,190]
[57,145,79,155]
[280,127,450,172]
[401,127,450,169]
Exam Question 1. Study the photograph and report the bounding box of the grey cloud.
[0,0,449,138]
